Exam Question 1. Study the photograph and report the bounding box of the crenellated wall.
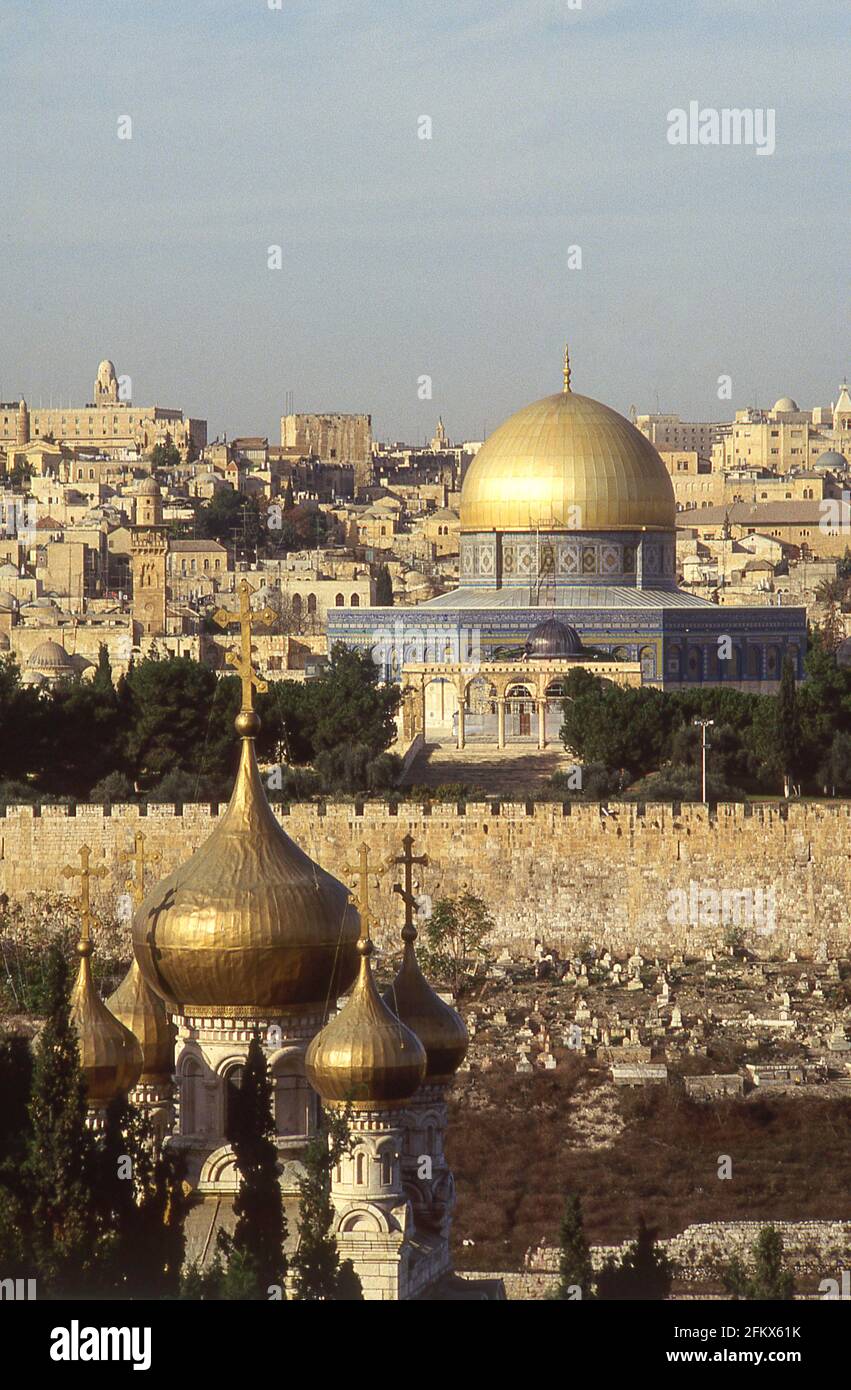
[2,799,851,958]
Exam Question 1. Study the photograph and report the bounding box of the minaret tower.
[383,834,468,1263]
[130,476,168,638]
[305,842,427,1300]
[131,579,359,1193]
[16,398,30,447]
[64,845,142,1130]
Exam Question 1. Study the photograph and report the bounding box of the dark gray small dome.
[525,617,582,659]
[814,450,847,471]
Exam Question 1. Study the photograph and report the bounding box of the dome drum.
[459,529,677,591]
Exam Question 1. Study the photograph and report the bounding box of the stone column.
[456,699,465,751]
[330,1106,414,1300]
[497,697,506,749]
[537,700,546,749]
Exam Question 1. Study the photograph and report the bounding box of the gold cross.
[392,833,429,937]
[212,578,277,712]
[62,844,108,942]
[119,831,161,907]
[343,842,384,941]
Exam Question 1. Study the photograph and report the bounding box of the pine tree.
[552,1191,594,1300]
[217,1032,287,1299]
[19,946,101,1296]
[291,1107,362,1300]
[284,478,295,510]
[596,1216,672,1301]
[721,1225,795,1301]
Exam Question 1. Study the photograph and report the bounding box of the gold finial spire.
[392,833,429,945]
[63,844,108,950]
[120,831,161,908]
[563,342,571,394]
[213,578,277,731]
[343,842,384,952]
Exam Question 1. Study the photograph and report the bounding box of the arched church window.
[335,593,344,606]
[307,593,317,615]
[380,1153,392,1186]
[355,1152,365,1185]
[224,1064,244,1130]
[350,594,359,606]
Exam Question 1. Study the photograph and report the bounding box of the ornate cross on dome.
[343,842,384,942]
[213,578,277,712]
[392,833,429,942]
[120,831,161,908]
[62,844,108,942]
[563,342,571,394]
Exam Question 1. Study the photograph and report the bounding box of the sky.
[0,0,846,445]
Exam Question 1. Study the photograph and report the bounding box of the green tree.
[375,564,393,606]
[283,477,295,510]
[3,947,101,1295]
[121,655,239,786]
[291,1107,362,1300]
[595,1216,673,1301]
[721,1225,795,1301]
[217,1033,287,1299]
[148,435,181,469]
[774,654,801,796]
[305,643,401,759]
[552,1192,594,1300]
[420,892,494,996]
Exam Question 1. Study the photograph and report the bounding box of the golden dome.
[107,959,174,1084]
[70,941,143,1106]
[461,386,676,533]
[305,938,427,1108]
[383,935,467,1082]
[132,736,359,1013]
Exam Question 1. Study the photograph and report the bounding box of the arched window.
[350,594,359,606]
[335,593,345,606]
[181,1058,202,1135]
[307,593,317,615]
[380,1153,392,1186]
[224,1064,244,1131]
[355,1152,365,1185]
[291,593,302,618]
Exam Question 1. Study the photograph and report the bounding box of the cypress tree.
[552,1191,594,1300]
[20,945,100,1296]
[775,653,801,796]
[375,564,393,607]
[291,1107,362,1300]
[596,1216,672,1301]
[721,1225,795,1301]
[217,1032,287,1299]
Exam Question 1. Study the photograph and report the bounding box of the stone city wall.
[2,799,851,958]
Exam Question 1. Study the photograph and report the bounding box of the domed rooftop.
[306,937,427,1108]
[132,721,360,1013]
[28,639,73,671]
[107,959,174,1084]
[460,353,675,533]
[772,397,799,412]
[97,359,117,380]
[383,929,467,1083]
[137,476,161,496]
[525,616,582,660]
[70,939,142,1107]
[815,450,847,471]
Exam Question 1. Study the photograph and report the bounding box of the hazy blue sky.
[0,0,846,444]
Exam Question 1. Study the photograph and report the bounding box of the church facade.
[329,352,807,692]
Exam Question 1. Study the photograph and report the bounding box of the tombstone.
[627,977,644,991]
[601,952,612,968]
[788,951,798,963]
[780,991,791,1010]
[658,977,670,1001]
[537,1052,557,1071]
[494,1011,508,1027]
[815,941,829,964]
[670,1006,683,1029]
[516,1053,533,1075]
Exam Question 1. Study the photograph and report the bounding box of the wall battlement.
[2,799,850,956]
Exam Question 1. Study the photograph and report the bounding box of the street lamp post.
[693,718,714,804]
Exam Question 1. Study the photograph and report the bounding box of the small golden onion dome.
[107,959,174,1084]
[70,940,143,1106]
[383,935,467,1082]
[132,736,359,1013]
[305,938,427,1108]
[461,388,676,533]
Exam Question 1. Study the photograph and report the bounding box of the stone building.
[131,477,168,638]
[281,412,373,492]
[0,359,206,460]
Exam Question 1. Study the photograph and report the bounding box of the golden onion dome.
[132,732,359,1013]
[70,940,143,1106]
[305,937,427,1108]
[107,959,174,1084]
[382,931,467,1083]
[461,367,675,533]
